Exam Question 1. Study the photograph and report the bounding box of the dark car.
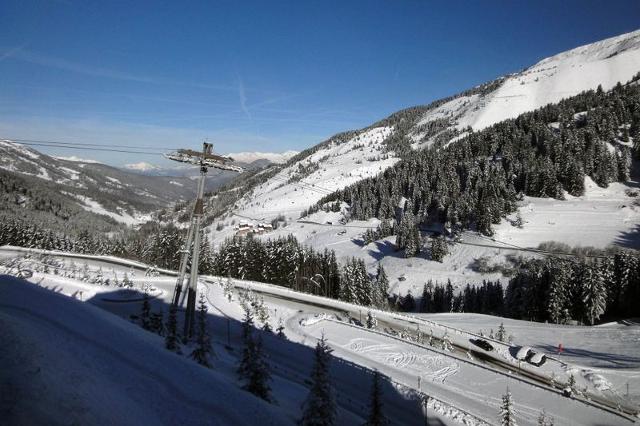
[471,338,494,351]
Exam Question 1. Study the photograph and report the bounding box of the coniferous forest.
[318,75,640,239]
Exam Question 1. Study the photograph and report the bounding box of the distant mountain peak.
[225,150,298,164]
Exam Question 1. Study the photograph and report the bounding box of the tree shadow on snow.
[84,287,443,426]
[537,344,640,369]
[614,224,640,249]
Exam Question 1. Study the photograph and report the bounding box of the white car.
[516,346,532,361]
[528,352,547,366]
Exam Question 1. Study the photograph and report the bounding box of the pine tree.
[366,311,378,329]
[365,370,388,426]
[241,306,255,341]
[276,318,286,339]
[300,335,336,426]
[580,262,607,325]
[165,304,180,353]
[431,236,448,263]
[150,309,165,336]
[190,293,213,368]
[537,410,554,426]
[499,389,517,426]
[496,322,507,342]
[238,329,272,401]
[140,291,151,330]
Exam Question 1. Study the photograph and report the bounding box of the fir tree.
[366,311,378,329]
[537,410,554,426]
[238,330,272,401]
[499,389,517,426]
[276,318,286,339]
[190,293,213,368]
[365,370,388,426]
[140,291,151,330]
[150,310,165,336]
[496,323,507,342]
[165,304,180,353]
[430,236,449,263]
[300,335,336,426]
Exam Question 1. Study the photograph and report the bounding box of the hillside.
[0,274,293,426]
[0,140,230,228]
[197,29,640,230]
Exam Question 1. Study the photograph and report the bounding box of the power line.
[3,137,181,151]
[6,141,167,156]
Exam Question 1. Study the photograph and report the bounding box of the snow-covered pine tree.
[496,322,507,342]
[537,409,554,426]
[430,236,448,263]
[499,389,517,426]
[190,293,213,368]
[366,311,377,329]
[300,335,336,426]
[262,321,273,333]
[580,262,607,325]
[374,264,389,308]
[365,370,388,426]
[165,304,180,353]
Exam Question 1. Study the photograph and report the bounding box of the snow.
[0,275,294,426]
[124,162,162,172]
[494,177,640,249]
[73,195,142,225]
[2,248,638,425]
[226,150,299,164]
[55,155,101,164]
[422,29,640,133]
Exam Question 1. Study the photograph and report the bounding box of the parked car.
[471,339,494,351]
[516,346,532,361]
[528,351,547,366]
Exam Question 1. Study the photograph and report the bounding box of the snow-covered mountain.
[0,140,212,225]
[210,29,640,225]
[226,150,299,164]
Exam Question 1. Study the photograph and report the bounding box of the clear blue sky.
[1,0,639,166]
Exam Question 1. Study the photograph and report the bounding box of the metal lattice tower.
[165,142,242,339]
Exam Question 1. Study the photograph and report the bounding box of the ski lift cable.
[3,137,182,151]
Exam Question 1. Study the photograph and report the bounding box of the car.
[527,351,547,366]
[471,338,494,351]
[516,346,532,361]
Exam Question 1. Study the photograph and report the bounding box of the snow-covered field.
[2,249,638,425]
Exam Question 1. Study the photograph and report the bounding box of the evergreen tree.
[431,236,449,262]
[365,370,388,426]
[300,335,336,426]
[366,311,378,329]
[537,410,554,426]
[150,309,165,336]
[499,389,518,426]
[165,304,180,353]
[190,293,213,368]
[276,318,286,339]
[140,291,151,331]
[496,323,507,342]
[238,333,272,401]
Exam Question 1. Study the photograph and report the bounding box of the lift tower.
[165,143,242,339]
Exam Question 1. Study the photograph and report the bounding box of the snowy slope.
[0,140,215,224]
[227,126,395,222]
[211,29,640,228]
[417,29,640,134]
[0,275,293,426]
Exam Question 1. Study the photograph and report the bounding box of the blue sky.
[1,0,639,166]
